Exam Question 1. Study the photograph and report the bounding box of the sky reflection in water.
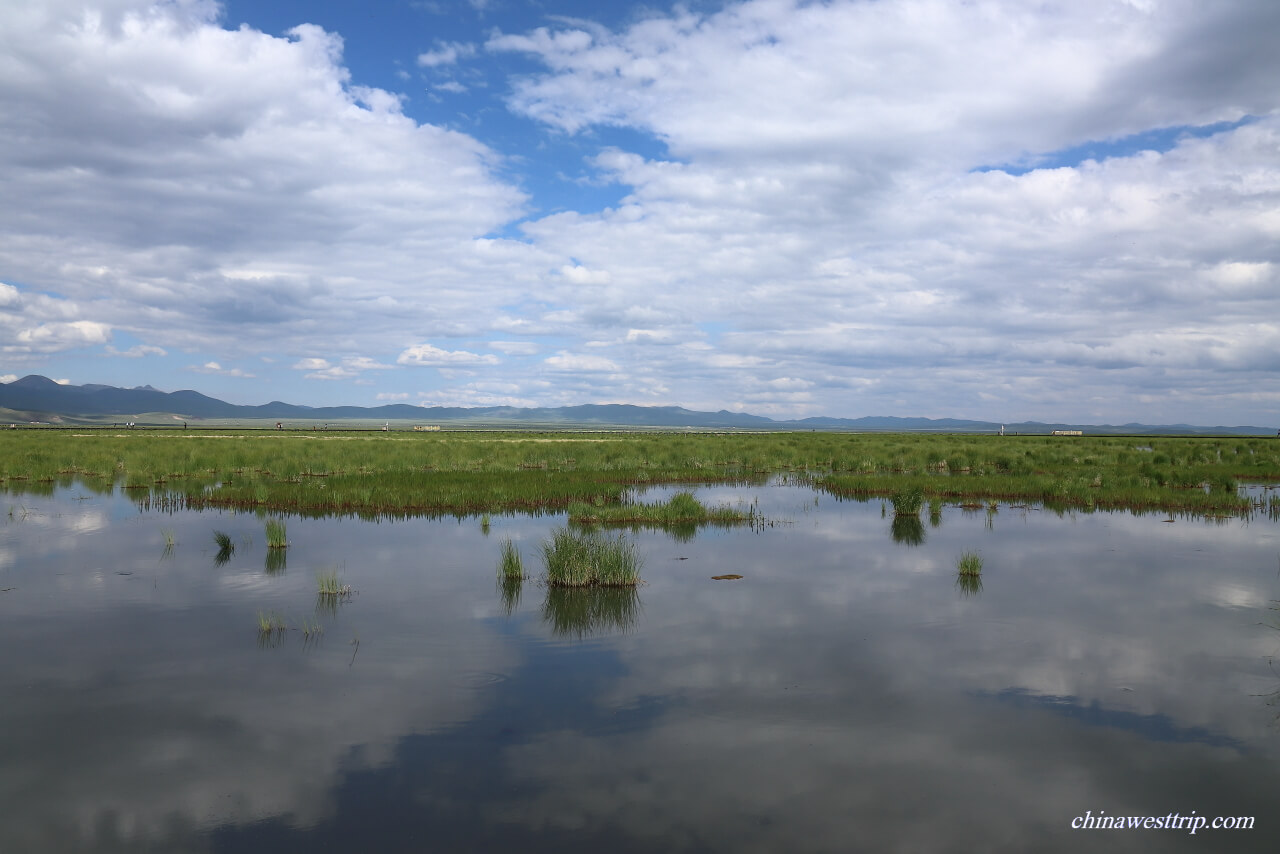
[1,482,1279,852]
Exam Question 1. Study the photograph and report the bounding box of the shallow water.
[2,482,1280,852]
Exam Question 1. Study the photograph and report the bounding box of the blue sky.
[2,0,1278,424]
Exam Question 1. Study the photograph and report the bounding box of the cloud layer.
[1,0,1278,423]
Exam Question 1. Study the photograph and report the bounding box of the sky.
[1,0,1278,425]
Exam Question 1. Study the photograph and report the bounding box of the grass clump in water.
[890,488,924,517]
[317,569,352,597]
[256,610,287,635]
[957,551,984,576]
[542,527,641,587]
[264,518,288,549]
[498,538,524,580]
[213,530,235,566]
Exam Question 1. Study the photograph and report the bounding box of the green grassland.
[1,428,1278,518]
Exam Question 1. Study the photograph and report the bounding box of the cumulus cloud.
[2,1,1279,422]
[397,343,500,366]
[0,0,530,362]
[492,0,1278,165]
[190,361,254,378]
[543,351,620,372]
[105,344,167,358]
[417,384,540,408]
[488,340,540,355]
[489,0,1280,421]
[7,321,111,354]
[1,282,114,356]
[417,41,476,67]
[292,355,395,380]
[560,264,611,285]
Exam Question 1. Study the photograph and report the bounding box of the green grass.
[213,530,235,567]
[957,551,984,576]
[256,610,287,634]
[890,489,924,517]
[498,538,524,580]
[2,430,1274,519]
[542,527,642,587]
[567,490,757,529]
[317,569,351,596]
[264,518,288,549]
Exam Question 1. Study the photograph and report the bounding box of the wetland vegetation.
[264,518,288,549]
[2,429,1277,520]
[957,551,984,576]
[498,538,525,581]
[541,527,643,587]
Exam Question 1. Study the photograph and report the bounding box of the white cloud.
[417,384,539,408]
[293,355,395,380]
[105,344,167,358]
[0,374,16,384]
[543,351,619,372]
[8,321,111,353]
[487,1,1280,422]
[397,343,500,366]
[488,340,539,355]
[417,41,476,67]
[624,328,673,343]
[493,0,1276,166]
[190,361,254,378]
[376,392,409,401]
[0,0,530,363]
[560,264,611,285]
[1,1,1279,423]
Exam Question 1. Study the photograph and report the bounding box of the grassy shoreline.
[2,429,1277,518]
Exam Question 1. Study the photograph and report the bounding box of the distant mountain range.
[0,374,1274,435]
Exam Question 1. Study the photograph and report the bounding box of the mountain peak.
[9,374,61,389]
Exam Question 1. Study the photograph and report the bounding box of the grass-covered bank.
[1,429,1277,517]
[567,490,759,527]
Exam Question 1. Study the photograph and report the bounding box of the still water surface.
[2,482,1280,852]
